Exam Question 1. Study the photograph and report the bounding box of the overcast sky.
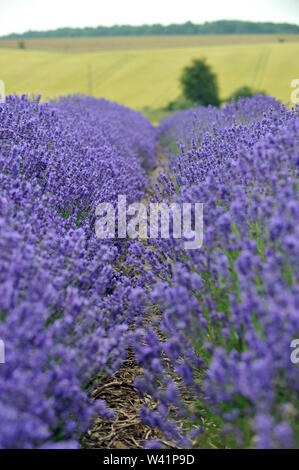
[0,0,299,36]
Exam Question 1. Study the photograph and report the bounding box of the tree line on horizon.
[2,19,299,39]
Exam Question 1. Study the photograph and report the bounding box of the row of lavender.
[133,97,299,448]
[0,95,157,448]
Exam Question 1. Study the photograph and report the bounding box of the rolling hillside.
[0,38,298,109]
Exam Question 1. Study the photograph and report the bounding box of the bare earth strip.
[1,34,299,52]
[81,349,164,449]
[82,154,175,450]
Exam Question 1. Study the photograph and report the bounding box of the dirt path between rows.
[81,349,164,449]
[82,151,172,449]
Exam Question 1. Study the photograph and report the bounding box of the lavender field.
[0,93,298,449]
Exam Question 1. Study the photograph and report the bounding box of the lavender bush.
[1,92,298,449]
[132,96,299,449]
[0,94,157,448]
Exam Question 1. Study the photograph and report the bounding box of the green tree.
[18,40,25,49]
[180,58,220,107]
[227,85,265,103]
